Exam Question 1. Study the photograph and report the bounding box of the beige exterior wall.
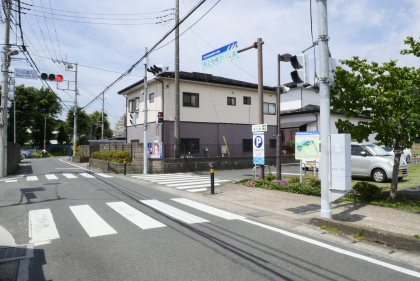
[123,78,278,127]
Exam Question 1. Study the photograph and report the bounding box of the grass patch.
[414,235,420,239]
[341,193,420,212]
[351,163,420,192]
[320,225,339,233]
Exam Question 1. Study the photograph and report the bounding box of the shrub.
[414,235,420,239]
[289,140,296,154]
[75,151,85,157]
[91,151,132,163]
[353,182,382,201]
[308,177,321,187]
[266,173,276,181]
[288,176,300,183]
[320,225,327,229]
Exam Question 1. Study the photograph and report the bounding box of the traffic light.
[290,54,309,86]
[156,111,163,124]
[130,112,137,126]
[147,64,165,76]
[40,73,63,82]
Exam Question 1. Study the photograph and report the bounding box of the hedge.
[91,151,132,163]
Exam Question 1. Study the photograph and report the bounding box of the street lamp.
[276,53,293,180]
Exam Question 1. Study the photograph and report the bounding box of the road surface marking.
[69,205,117,237]
[27,176,38,181]
[6,180,17,182]
[174,183,220,189]
[45,175,58,180]
[240,218,420,279]
[107,202,166,230]
[97,173,113,178]
[0,178,17,181]
[172,198,245,220]
[62,173,77,179]
[29,209,60,246]
[166,180,229,187]
[140,200,209,224]
[133,175,194,180]
[79,173,95,178]
[56,168,84,169]
[149,177,206,183]
[186,188,207,192]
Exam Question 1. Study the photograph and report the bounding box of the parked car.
[301,142,408,183]
[379,146,412,163]
[21,150,32,158]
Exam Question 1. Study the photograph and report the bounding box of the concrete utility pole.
[143,47,148,174]
[73,63,78,156]
[14,101,16,143]
[276,55,281,180]
[317,0,332,219]
[174,0,180,158]
[44,116,46,150]
[257,38,264,179]
[101,92,104,139]
[0,0,11,177]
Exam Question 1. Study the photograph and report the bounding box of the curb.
[301,216,420,252]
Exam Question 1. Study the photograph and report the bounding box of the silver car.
[301,142,408,183]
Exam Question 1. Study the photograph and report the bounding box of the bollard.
[124,159,126,176]
[210,164,215,194]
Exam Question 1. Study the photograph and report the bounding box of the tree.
[89,110,112,139]
[330,55,420,202]
[65,106,90,141]
[400,36,420,57]
[56,123,68,145]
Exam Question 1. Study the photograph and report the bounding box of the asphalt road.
[0,157,419,280]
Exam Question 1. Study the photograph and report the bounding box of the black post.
[124,159,126,176]
[210,164,215,194]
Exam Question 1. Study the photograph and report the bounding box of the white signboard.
[252,124,267,132]
[14,68,38,80]
[295,131,320,160]
[329,134,351,202]
[253,132,264,165]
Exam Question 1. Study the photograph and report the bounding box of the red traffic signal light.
[156,111,163,124]
[56,75,63,82]
[40,73,63,82]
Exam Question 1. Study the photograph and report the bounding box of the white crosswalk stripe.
[28,199,244,242]
[79,173,95,178]
[140,199,209,224]
[97,173,113,178]
[62,173,77,179]
[45,174,59,180]
[132,174,230,192]
[27,176,38,181]
[70,205,117,237]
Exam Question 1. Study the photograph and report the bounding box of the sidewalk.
[211,183,420,237]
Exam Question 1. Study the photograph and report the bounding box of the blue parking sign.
[253,132,264,165]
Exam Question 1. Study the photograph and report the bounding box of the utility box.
[329,134,351,202]
[221,146,227,154]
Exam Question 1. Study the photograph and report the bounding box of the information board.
[14,68,38,80]
[148,142,162,159]
[202,41,238,70]
[295,131,320,160]
[253,132,264,165]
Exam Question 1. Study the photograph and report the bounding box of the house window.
[149,93,154,103]
[227,97,236,106]
[129,100,134,112]
[135,97,139,111]
[183,92,199,107]
[131,139,139,143]
[243,96,251,105]
[270,139,276,148]
[263,102,276,115]
[181,138,199,153]
[243,139,253,152]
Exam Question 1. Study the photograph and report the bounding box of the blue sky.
[3,0,420,128]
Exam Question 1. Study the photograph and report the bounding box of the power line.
[47,0,63,61]
[38,0,58,60]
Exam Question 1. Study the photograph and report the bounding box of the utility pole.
[276,55,281,180]
[73,63,78,156]
[317,0,332,219]
[13,101,16,143]
[44,116,46,150]
[0,0,11,177]
[257,38,264,180]
[174,0,180,158]
[101,92,104,139]
[143,47,148,174]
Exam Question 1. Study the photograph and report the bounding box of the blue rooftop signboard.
[202,41,238,70]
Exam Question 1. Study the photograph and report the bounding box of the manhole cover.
[248,212,270,218]
[43,183,63,185]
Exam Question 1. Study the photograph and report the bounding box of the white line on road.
[56,168,85,169]
[149,177,206,183]
[62,173,77,179]
[133,175,196,180]
[140,200,209,224]
[29,209,60,246]
[166,180,230,187]
[174,183,220,189]
[6,180,17,182]
[79,173,95,178]
[69,205,117,237]
[26,176,38,181]
[45,175,58,180]
[0,178,17,181]
[172,198,245,220]
[97,173,113,178]
[107,202,166,230]
[240,218,420,278]
[186,188,207,192]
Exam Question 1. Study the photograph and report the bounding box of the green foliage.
[308,177,321,187]
[75,151,85,157]
[400,36,420,57]
[56,124,68,145]
[353,182,382,201]
[288,176,300,183]
[414,235,420,239]
[266,173,276,181]
[289,140,296,154]
[353,234,366,240]
[320,225,327,230]
[244,177,321,196]
[321,225,339,233]
[91,151,132,163]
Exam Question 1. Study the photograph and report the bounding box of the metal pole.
[174,0,180,158]
[13,101,16,143]
[0,0,11,177]
[73,63,78,156]
[276,54,282,180]
[124,159,126,175]
[143,47,148,174]
[317,0,332,219]
[257,38,264,179]
[210,164,214,194]
[101,92,104,139]
[44,116,46,150]
[300,160,302,183]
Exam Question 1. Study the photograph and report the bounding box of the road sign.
[252,124,267,132]
[14,68,38,80]
[253,132,264,165]
[295,131,320,160]
[202,41,238,70]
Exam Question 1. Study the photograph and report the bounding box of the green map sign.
[295,131,320,160]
